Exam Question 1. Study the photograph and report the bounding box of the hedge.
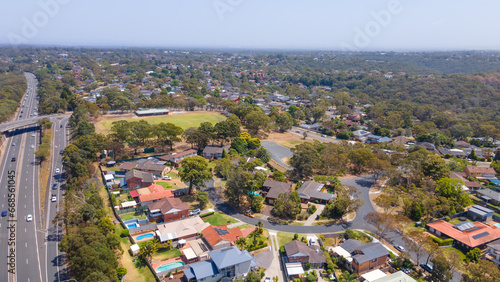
[430,235,454,246]
[247,243,268,252]
[200,211,215,218]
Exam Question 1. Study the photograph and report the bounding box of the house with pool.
[183,245,256,282]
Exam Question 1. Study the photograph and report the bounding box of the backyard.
[152,248,182,262]
[120,211,147,221]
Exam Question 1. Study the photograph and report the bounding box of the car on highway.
[189,209,201,216]
[51,196,57,202]
[52,184,57,189]
[420,263,433,273]
[55,168,60,173]
[60,124,63,128]
[31,133,35,137]
[30,145,35,149]
[244,209,255,218]
[12,142,15,146]
[1,211,7,217]
[394,245,405,252]
[11,157,15,162]
[26,214,33,222]
[321,134,327,137]
[60,150,63,155]
[19,115,22,117]
[296,130,300,133]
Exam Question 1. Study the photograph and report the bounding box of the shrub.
[305,263,311,270]
[430,235,454,246]
[320,234,326,241]
[294,233,299,240]
[247,243,268,252]
[297,215,303,220]
[307,205,317,214]
[200,211,215,218]
[444,216,451,222]
[120,229,129,237]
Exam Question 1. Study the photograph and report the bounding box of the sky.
[0,0,499,51]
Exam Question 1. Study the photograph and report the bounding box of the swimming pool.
[127,223,139,229]
[156,261,185,273]
[136,233,154,240]
[495,223,500,228]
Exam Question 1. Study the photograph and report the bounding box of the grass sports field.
[95,112,226,133]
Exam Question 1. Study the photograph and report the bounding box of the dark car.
[52,184,57,189]
[1,211,7,217]
[60,124,63,128]
[11,157,15,162]
[420,263,433,273]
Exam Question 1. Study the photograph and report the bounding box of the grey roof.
[285,240,326,265]
[468,205,493,217]
[125,170,154,183]
[339,239,363,254]
[183,260,219,280]
[352,242,389,264]
[298,181,335,202]
[372,271,417,282]
[264,180,292,199]
[487,238,500,251]
[203,145,230,154]
[209,246,254,270]
[477,189,500,201]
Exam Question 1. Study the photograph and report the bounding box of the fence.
[116,205,147,214]
[129,223,158,235]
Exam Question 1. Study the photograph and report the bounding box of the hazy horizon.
[1,0,499,51]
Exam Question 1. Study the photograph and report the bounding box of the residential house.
[284,240,326,269]
[202,225,243,250]
[147,197,189,223]
[365,135,393,144]
[477,189,500,206]
[125,170,154,188]
[438,148,467,158]
[183,246,255,282]
[135,159,170,177]
[159,149,197,167]
[464,166,496,179]
[156,216,210,243]
[370,271,416,282]
[103,173,114,187]
[299,123,321,131]
[202,145,231,159]
[426,220,500,251]
[297,181,336,204]
[391,136,411,146]
[332,239,389,275]
[467,205,493,222]
[352,130,371,141]
[484,238,500,267]
[136,184,174,206]
[262,180,293,204]
[454,141,470,148]
[416,142,436,151]
[449,172,481,191]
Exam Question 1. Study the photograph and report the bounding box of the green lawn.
[277,232,296,247]
[202,211,238,226]
[96,112,226,133]
[153,249,182,262]
[120,212,147,221]
[236,224,254,229]
[155,181,173,189]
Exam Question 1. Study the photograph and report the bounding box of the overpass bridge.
[0,113,71,132]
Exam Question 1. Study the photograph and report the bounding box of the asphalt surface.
[260,141,293,170]
[0,72,44,282]
[44,116,69,281]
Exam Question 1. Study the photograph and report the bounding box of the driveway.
[261,141,293,170]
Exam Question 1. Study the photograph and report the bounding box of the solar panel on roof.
[454,222,475,231]
[472,231,490,240]
[214,228,229,236]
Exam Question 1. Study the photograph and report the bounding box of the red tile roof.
[138,184,174,203]
[202,225,242,247]
[427,220,500,248]
[129,190,139,198]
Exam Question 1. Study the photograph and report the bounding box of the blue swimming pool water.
[136,233,154,240]
[127,223,139,229]
[156,261,185,273]
[495,223,500,228]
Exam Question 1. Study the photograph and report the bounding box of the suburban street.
[0,72,44,282]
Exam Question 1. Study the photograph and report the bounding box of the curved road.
[201,174,377,233]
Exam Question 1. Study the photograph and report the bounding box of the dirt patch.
[263,131,314,149]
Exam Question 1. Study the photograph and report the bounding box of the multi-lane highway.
[0,72,43,282]
[0,72,69,282]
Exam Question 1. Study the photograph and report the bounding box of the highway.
[44,115,69,281]
[0,72,43,282]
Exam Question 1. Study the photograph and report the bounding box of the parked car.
[189,209,201,216]
[162,175,172,180]
[1,211,7,217]
[321,134,327,137]
[55,168,60,173]
[420,263,433,273]
[26,214,33,222]
[12,143,15,146]
[296,130,300,133]
[51,196,57,202]
[244,209,255,218]
[264,278,271,282]
[394,245,405,252]
[52,184,57,189]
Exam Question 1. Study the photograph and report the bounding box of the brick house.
[202,145,231,159]
[125,170,154,188]
[147,197,189,223]
[136,184,174,206]
[158,149,197,167]
[464,166,496,179]
[202,225,243,250]
[262,180,292,204]
[284,240,326,269]
[332,239,389,275]
[426,220,500,251]
[297,181,336,204]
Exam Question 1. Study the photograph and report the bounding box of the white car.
[30,145,35,149]
[55,168,60,173]
[162,176,172,180]
[31,133,35,137]
[12,143,15,146]
[26,214,33,222]
[189,209,201,216]
[51,196,57,202]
